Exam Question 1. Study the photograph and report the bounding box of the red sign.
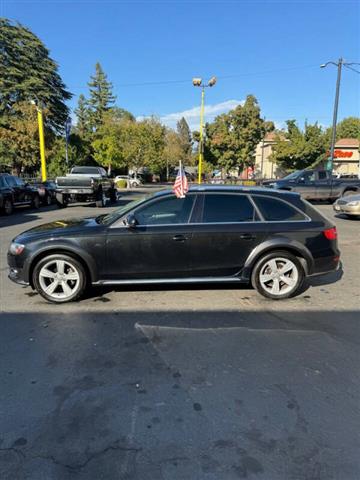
[326,150,353,159]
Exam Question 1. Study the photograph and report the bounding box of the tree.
[47,133,93,176]
[206,95,264,173]
[74,94,90,137]
[88,62,116,131]
[335,117,360,140]
[0,102,40,174]
[0,18,71,131]
[163,129,183,179]
[176,117,192,163]
[270,120,326,171]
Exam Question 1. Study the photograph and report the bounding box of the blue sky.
[2,0,360,131]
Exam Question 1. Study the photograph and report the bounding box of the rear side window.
[202,194,256,223]
[253,195,306,221]
[4,176,16,187]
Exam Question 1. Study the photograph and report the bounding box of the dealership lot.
[0,193,359,479]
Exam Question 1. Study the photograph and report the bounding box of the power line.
[344,64,360,74]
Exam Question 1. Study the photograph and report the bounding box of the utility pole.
[320,58,359,172]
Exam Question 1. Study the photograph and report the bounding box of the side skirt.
[92,276,245,286]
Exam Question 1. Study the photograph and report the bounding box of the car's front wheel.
[3,198,13,215]
[251,251,305,300]
[33,254,87,303]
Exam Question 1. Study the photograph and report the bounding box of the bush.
[115,179,127,189]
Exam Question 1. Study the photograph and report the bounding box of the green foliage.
[0,101,40,174]
[88,62,116,131]
[206,95,264,173]
[270,120,326,170]
[47,133,93,177]
[0,18,71,132]
[74,94,91,137]
[176,117,192,162]
[115,179,127,188]
[335,117,360,140]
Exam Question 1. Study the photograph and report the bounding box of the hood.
[15,217,101,242]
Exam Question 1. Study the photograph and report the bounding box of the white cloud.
[137,99,244,131]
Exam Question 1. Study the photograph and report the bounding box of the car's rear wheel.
[33,254,87,303]
[252,251,305,300]
[45,194,52,206]
[3,198,13,215]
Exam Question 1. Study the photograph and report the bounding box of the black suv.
[8,186,340,303]
[0,174,41,215]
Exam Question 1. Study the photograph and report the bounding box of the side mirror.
[125,213,138,229]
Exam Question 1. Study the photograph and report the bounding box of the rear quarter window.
[252,195,307,221]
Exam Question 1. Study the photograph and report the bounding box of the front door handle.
[240,234,256,240]
[173,234,187,242]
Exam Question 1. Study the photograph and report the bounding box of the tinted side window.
[15,177,25,186]
[253,196,306,221]
[318,171,327,180]
[0,177,6,188]
[202,194,256,223]
[4,176,16,187]
[135,195,195,225]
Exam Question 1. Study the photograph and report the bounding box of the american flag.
[173,163,189,198]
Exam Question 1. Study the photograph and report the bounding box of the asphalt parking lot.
[0,192,359,480]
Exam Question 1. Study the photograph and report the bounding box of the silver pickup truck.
[263,169,360,202]
[56,166,117,208]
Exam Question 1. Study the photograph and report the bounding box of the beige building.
[331,138,360,176]
[254,134,360,179]
[254,132,285,179]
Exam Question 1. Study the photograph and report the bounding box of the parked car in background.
[55,166,117,207]
[263,169,360,202]
[32,180,57,206]
[333,193,360,218]
[0,174,41,215]
[115,174,143,188]
[8,186,340,303]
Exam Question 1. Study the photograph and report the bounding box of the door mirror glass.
[125,213,138,229]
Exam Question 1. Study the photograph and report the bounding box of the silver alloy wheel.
[259,257,299,296]
[38,259,80,300]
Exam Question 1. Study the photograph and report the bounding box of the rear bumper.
[308,254,341,277]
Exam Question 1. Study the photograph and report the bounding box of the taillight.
[323,227,337,240]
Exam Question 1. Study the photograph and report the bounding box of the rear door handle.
[240,234,256,240]
[173,234,187,242]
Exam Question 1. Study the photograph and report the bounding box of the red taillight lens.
[323,227,337,240]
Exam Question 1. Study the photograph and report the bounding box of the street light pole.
[328,58,343,172]
[36,105,47,182]
[193,76,217,184]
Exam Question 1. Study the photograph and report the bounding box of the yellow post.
[37,107,47,181]
[198,87,205,184]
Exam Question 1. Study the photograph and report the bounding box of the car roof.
[154,185,301,198]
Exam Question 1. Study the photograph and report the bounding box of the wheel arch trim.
[241,238,314,280]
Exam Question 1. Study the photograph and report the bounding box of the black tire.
[95,188,106,208]
[56,193,68,208]
[109,188,117,203]
[3,197,13,215]
[32,194,40,209]
[45,194,52,206]
[32,253,87,303]
[251,250,305,300]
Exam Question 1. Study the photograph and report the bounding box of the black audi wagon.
[8,186,340,303]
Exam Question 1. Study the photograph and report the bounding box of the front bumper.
[333,203,360,216]
[8,267,29,286]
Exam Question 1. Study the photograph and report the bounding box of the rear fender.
[241,237,314,281]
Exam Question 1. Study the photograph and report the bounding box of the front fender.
[23,240,98,284]
[241,237,314,281]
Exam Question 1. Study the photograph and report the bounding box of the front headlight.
[347,201,359,207]
[9,242,25,255]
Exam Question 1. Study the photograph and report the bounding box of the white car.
[115,175,143,188]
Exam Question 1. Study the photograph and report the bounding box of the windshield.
[282,171,302,180]
[96,195,149,225]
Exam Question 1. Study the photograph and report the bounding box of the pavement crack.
[0,446,26,459]
[35,441,141,472]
